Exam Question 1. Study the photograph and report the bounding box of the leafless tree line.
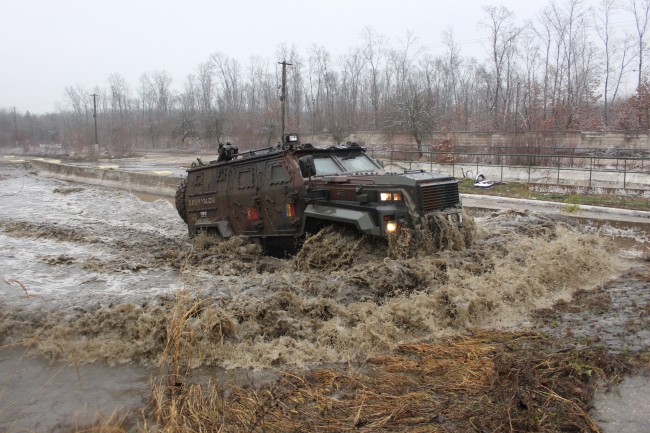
[4,0,650,155]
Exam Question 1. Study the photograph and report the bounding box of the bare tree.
[386,74,433,157]
[593,0,634,124]
[108,73,130,121]
[20,0,650,153]
[361,27,389,129]
[152,70,173,114]
[480,5,523,129]
[623,0,650,91]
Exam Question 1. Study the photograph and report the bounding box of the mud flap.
[302,204,381,236]
[216,220,233,238]
[193,220,233,239]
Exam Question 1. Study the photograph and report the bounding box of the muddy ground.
[0,161,649,431]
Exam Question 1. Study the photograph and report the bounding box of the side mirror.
[298,155,316,178]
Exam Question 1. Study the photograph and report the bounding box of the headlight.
[386,221,397,233]
[380,192,403,201]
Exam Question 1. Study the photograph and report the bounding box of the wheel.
[175,178,188,223]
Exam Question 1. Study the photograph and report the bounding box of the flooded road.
[1,161,649,432]
[0,348,151,432]
[65,152,209,178]
[593,376,650,433]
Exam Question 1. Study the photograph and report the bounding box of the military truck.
[175,134,467,255]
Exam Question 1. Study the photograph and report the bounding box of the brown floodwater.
[130,190,175,205]
[593,376,650,433]
[1,162,649,432]
[0,347,151,431]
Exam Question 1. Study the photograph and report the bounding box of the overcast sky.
[0,0,613,113]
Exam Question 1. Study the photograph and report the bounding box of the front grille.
[419,182,460,212]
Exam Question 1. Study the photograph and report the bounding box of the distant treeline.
[4,0,650,155]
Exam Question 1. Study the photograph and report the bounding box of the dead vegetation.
[3,278,43,299]
[78,332,629,433]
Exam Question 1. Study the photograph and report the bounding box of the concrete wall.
[29,157,649,199]
[303,130,650,149]
[31,160,181,197]
[383,160,650,193]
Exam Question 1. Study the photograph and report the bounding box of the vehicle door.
[226,164,260,234]
[261,159,298,234]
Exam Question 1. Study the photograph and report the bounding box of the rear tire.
[175,179,188,223]
[261,236,303,258]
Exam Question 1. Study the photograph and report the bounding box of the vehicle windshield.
[313,156,341,175]
[337,154,380,173]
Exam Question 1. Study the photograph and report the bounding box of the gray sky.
[0,0,611,113]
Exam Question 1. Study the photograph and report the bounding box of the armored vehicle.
[175,134,466,254]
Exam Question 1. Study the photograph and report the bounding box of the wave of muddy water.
[0,162,644,429]
[0,162,634,366]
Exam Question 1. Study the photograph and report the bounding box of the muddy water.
[593,376,650,433]
[63,179,175,205]
[130,190,174,205]
[0,162,648,431]
[0,347,151,432]
[580,217,650,253]
[67,153,199,178]
[467,208,650,254]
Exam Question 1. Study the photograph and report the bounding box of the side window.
[208,169,226,192]
[237,169,255,190]
[267,161,292,185]
[271,165,289,182]
[192,172,204,187]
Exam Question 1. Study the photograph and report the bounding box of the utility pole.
[311,98,315,143]
[12,107,18,146]
[91,93,99,146]
[278,60,292,143]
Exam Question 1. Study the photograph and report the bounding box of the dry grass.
[142,331,628,433]
[3,277,629,433]
[56,409,137,433]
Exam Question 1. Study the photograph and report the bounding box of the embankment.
[30,160,180,196]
